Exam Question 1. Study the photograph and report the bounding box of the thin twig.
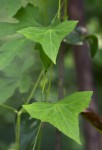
[26,70,44,104]
[0,104,17,113]
[33,122,43,150]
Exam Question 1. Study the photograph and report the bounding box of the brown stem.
[68,0,102,149]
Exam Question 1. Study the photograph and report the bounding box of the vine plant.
[0,0,98,150]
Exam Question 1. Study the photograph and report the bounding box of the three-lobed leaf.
[0,41,35,104]
[0,5,40,37]
[23,91,92,144]
[18,21,78,63]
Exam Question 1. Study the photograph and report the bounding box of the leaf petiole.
[0,104,18,113]
[33,122,43,150]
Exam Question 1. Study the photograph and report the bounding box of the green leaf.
[0,5,40,37]
[28,0,46,11]
[23,91,92,144]
[18,20,78,63]
[0,38,35,104]
[0,0,21,22]
[21,0,29,7]
[64,31,83,45]
[40,49,52,69]
[0,78,17,104]
[35,43,52,69]
[85,34,98,57]
[0,36,34,70]
[19,75,32,93]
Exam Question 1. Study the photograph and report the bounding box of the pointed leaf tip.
[23,91,92,144]
[18,20,78,64]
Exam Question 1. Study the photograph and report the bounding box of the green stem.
[37,128,43,150]
[64,0,68,19]
[51,0,65,24]
[33,122,43,150]
[51,13,58,24]
[15,70,44,150]
[42,72,46,94]
[26,70,44,104]
[0,104,17,113]
[16,111,21,150]
[41,73,46,101]
[46,64,53,101]
[43,0,48,25]
[58,0,61,20]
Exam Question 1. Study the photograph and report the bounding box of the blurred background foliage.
[0,0,102,150]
